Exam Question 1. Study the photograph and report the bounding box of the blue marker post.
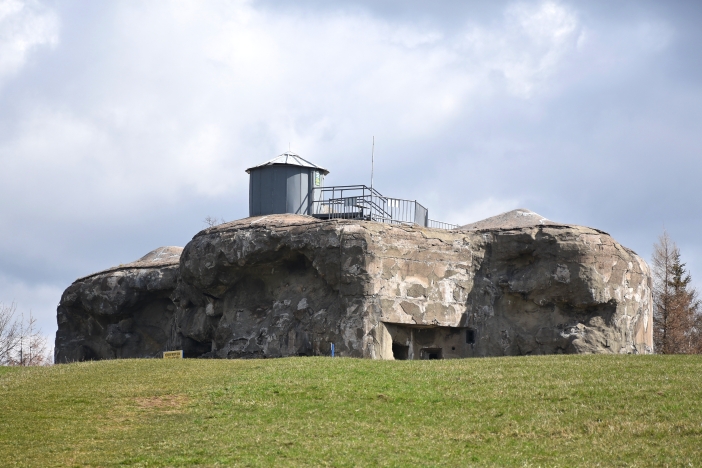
[331,343,335,357]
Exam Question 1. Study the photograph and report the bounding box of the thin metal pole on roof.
[370,136,375,221]
[371,136,374,193]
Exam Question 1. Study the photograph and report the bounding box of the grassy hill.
[1,355,701,467]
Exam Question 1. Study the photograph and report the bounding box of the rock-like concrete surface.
[460,208,558,230]
[55,247,182,362]
[56,211,653,361]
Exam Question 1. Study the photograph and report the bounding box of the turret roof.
[245,151,329,174]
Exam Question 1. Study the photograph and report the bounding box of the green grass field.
[1,356,701,467]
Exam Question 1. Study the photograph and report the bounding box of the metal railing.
[311,185,455,229]
[311,185,386,221]
[428,219,459,230]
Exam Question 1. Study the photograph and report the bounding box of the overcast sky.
[1,0,701,345]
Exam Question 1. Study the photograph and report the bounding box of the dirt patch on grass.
[135,394,189,411]
[99,394,190,430]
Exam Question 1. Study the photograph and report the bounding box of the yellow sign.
[163,350,183,359]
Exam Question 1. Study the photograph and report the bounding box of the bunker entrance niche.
[392,343,409,360]
[383,323,476,360]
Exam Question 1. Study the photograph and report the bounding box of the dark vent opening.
[392,343,409,360]
[283,253,309,273]
[466,329,476,345]
[181,336,212,358]
[421,348,443,360]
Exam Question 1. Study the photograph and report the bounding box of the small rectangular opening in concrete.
[466,329,476,345]
[392,343,409,360]
[420,348,442,360]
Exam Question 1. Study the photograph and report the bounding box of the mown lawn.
[0,355,701,467]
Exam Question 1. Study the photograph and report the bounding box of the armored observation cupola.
[246,151,329,217]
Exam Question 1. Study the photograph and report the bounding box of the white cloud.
[0,0,58,86]
[0,0,585,200]
[0,0,588,228]
[458,1,580,98]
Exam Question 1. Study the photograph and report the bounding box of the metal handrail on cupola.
[246,152,458,230]
[310,184,458,229]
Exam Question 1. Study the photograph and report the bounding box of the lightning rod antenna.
[371,136,375,195]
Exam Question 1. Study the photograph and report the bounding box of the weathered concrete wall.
[363,222,652,358]
[172,213,652,359]
[55,211,653,361]
[55,247,182,362]
[174,216,364,358]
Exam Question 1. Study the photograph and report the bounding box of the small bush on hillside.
[0,302,51,366]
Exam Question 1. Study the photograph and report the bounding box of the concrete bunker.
[55,201,654,361]
[383,323,478,360]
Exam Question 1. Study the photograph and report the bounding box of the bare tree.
[12,312,51,366]
[652,231,701,354]
[0,302,20,365]
[0,303,51,366]
[652,231,675,352]
[204,216,225,228]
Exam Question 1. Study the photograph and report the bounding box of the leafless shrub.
[204,216,225,228]
[0,302,20,365]
[0,303,52,366]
